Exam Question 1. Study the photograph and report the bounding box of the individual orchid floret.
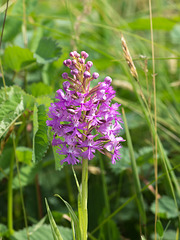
[47,50,124,165]
[71,69,79,76]
[86,61,93,70]
[81,51,89,59]
[104,76,112,85]
[92,72,99,79]
[62,72,68,79]
[84,71,91,79]
[63,59,71,67]
[63,81,71,90]
[69,51,76,57]
[79,58,85,64]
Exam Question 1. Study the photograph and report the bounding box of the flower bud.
[71,69,79,76]
[72,59,77,65]
[75,52,80,58]
[69,51,75,57]
[63,59,72,67]
[84,71,91,79]
[81,51,89,59]
[92,72,99,79]
[86,61,93,68]
[104,76,112,85]
[69,64,76,70]
[66,59,71,66]
[79,58,85,64]
[62,72,68,79]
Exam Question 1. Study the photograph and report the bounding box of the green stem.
[7,152,14,235]
[0,58,7,99]
[22,0,27,47]
[81,158,88,240]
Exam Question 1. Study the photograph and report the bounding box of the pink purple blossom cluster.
[47,51,124,165]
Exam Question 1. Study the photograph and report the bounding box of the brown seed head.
[121,34,138,82]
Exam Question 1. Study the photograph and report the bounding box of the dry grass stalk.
[121,34,139,82]
[121,34,149,104]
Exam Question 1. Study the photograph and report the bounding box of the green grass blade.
[130,79,180,219]
[122,108,147,230]
[45,198,63,240]
[54,194,81,240]
[72,166,80,194]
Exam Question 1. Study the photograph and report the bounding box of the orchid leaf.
[32,104,49,162]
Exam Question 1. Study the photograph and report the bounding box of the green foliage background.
[0,0,180,239]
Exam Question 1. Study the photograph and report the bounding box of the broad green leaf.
[31,216,47,233]
[3,46,36,72]
[136,146,155,165]
[150,196,179,219]
[36,96,52,110]
[16,146,32,165]
[156,220,164,237]
[32,104,49,162]
[163,230,177,240]
[53,144,65,171]
[0,87,24,137]
[12,162,41,189]
[28,82,53,97]
[151,230,177,240]
[45,199,64,240]
[0,86,34,138]
[0,223,8,237]
[11,224,72,240]
[23,92,35,110]
[34,38,62,64]
[55,194,81,240]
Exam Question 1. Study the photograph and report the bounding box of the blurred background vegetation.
[0,0,180,239]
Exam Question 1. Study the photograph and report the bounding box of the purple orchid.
[47,51,125,165]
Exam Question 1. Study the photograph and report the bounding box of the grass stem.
[22,0,28,47]
[148,1,158,238]
[81,158,88,240]
[0,59,7,99]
